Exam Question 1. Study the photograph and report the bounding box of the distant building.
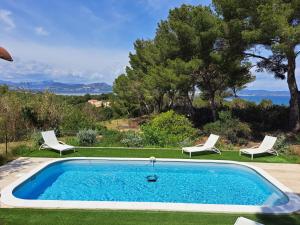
[88,99,111,108]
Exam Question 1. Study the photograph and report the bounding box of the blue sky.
[0,0,298,90]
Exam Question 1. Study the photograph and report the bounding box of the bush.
[274,134,292,155]
[12,145,34,156]
[77,129,97,146]
[61,108,95,132]
[95,123,108,135]
[120,131,144,147]
[98,129,123,146]
[203,111,251,144]
[31,131,44,147]
[141,110,197,147]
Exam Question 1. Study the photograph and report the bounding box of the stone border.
[1,157,300,214]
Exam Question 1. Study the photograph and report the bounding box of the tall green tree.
[113,4,253,120]
[213,0,300,131]
[155,5,252,120]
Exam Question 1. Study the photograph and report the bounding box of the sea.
[231,95,290,106]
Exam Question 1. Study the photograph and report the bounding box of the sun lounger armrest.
[58,141,67,145]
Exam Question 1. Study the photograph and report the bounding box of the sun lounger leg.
[189,152,192,158]
[251,154,253,160]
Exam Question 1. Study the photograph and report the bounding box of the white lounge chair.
[239,135,278,160]
[40,130,75,156]
[182,134,220,158]
[234,217,264,225]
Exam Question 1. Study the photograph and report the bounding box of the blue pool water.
[13,160,289,206]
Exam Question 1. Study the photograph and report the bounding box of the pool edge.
[1,157,300,214]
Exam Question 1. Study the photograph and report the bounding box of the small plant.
[77,129,97,146]
[95,123,108,135]
[274,135,291,155]
[31,131,44,147]
[178,138,194,147]
[100,129,124,146]
[203,111,251,144]
[120,131,144,147]
[12,145,34,156]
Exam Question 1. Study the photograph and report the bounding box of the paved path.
[1,157,300,207]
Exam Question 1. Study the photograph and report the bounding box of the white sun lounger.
[40,130,75,156]
[182,134,220,158]
[234,217,264,225]
[239,135,278,160]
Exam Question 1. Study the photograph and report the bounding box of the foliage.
[120,131,144,147]
[95,123,108,135]
[213,0,300,130]
[61,107,95,132]
[31,131,44,147]
[274,134,292,155]
[141,110,197,147]
[77,129,97,146]
[203,111,251,144]
[11,145,34,156]
[113,5,253,120]
[228,101,289,132]
[99,129,124,146]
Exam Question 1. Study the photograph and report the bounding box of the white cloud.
[0,39,129,84]
[0,9,15,30]
[35,26,49,36]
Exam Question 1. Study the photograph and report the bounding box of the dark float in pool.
[146,175,158,182]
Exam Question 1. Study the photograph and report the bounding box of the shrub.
[12,145,34,156]
[203,111,251,144]
[31,131,44,147]
[95,123,108,135]
[61,108,95,132]
[141,110,197,147]
[274,134,292,155]
[120,131,144,147]
[77,129,97,146]
[98,129,124,146]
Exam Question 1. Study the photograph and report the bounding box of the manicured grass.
[21,147,300,163]
[0,208,300,225]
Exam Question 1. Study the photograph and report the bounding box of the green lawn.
[21,147,300,163]
[0,209,300,225]
[2,147,299,225]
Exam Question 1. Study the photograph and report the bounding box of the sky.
[0,0,298,90]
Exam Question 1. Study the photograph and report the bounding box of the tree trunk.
[209,95,217,121]
[287,55,300,131]
[232,87,238,98]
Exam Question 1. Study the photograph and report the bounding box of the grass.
[0,208,300,225]
[19,147,300,163]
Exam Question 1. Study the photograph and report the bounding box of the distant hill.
[238,89,290,96]
[0,80,112,95]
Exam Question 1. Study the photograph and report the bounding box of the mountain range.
[0,80,113,95]
[0,80,290,96]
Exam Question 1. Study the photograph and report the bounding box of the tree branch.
[243,52,270,61]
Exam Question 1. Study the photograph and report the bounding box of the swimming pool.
[2,158,300,213]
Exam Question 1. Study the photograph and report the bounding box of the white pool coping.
[1,157,300,214]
